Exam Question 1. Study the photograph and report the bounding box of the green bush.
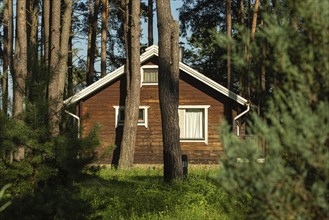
[0,108,100,219]
[217,0,329,219]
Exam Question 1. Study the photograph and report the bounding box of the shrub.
[217,0,329,219]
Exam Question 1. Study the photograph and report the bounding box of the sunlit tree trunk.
[118,0,141,169]
[156,0,183,182]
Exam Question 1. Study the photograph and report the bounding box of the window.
[141,65,158,85]
[178,105,210,144]
[114,106,150,128]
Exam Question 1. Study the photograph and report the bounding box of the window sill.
[180,139,208,145]
[117,123,148,128]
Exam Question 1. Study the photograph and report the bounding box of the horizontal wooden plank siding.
[80,61,243,164]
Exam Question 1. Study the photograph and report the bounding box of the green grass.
[77,166,243,220]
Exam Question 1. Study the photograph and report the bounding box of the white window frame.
[178,105,210,145]
[141,65,158,86]
[113,106,150,128]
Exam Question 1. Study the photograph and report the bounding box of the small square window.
[119,109,125,123]
[138,109,145,123]
[114,106,149,128]
[142,66,158,85]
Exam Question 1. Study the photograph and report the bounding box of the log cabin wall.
[79,60,244,164]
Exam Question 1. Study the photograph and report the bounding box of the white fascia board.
[64,65,124,106]
[64,46,159,106]
[179,62,248,106]
[64,44,248,107]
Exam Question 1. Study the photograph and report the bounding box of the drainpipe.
[233,103,250,136]
[64,110,81,138]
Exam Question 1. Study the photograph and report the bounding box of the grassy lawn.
[77,166,243,220]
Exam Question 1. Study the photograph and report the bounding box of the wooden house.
[64,45,249,164]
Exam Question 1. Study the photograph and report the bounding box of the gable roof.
[64,45,248,106]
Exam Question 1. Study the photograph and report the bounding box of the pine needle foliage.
[0,97,100,219]
[217,0,329,219]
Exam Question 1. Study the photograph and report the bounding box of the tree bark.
[2,0,13,114]
[13,0,28,119]
[87,0,100,85]
[48,0,72,136]
[43,0,50,67]
[48,0,61,135]
[148,0,154,46]
[118,0,141,169]
[58,0,73,100]
[226,0,232,90]
[238,0,245,98]
[251,0,260,41]
[67,12,74,98]
[156,0,183,182]
[101,0,108,78]
[87,0,93,75]
[27,0,39,102]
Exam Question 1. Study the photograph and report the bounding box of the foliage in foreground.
[0,109,100,219]
[1,164,242,219]
[218,0,329,219]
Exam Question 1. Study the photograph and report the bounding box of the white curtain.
[178,109,185,138]
[144,69,158,82]
[185,109,204,139]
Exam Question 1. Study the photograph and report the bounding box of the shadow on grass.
[77,168,242,220]
[1,168,243,220]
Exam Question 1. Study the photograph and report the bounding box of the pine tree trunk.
[148,0,154,46]
[101,0,108,78]
[43,0,50,67]
[58,0,72,101]
[118,0,141,169]
[156,0,183,182]
[48,0,61,135]
[87,0,100,85]
[226,0,232,90]
[14,0,27,119]
[238,0,244,98]
[2,0,12,114]
[86,0,92,82]
[258,1,268,117]
[27,0,39,102]
[48,0,72,136]
[68,16,74,97]
[12,0,28,160]
[251,0,260,41]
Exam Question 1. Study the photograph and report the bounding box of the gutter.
[233,103,250,136]
[64,110,81,138]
